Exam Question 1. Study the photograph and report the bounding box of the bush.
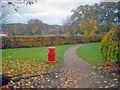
[1,35,103,49]
[100,25,119,64]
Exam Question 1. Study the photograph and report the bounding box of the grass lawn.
[2,42,101,75]
[2,43,86,75]
[2,45,70,63]
[76,42,103,66]
[2,44,73,75]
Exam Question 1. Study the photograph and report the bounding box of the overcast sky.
[4,0,102,25]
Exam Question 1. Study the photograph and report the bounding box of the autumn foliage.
[1,35,103,49]
[100,25,119,64]
[2,59,48,75]
[80,17,97,35]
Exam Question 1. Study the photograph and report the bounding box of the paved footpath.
[58,44,118,88]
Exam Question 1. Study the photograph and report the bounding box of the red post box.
[47,47,56,63]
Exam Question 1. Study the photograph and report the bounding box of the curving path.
[58,44,117,88]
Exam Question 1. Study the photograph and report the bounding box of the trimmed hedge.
[1,35,103,49]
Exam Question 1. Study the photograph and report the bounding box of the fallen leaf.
[2,85,8,88]
[112,73,116,76]
[11,77,18,80]
[97,82,101,84]
[104,81,107,83]
[6,74,13,77]
[10,80,14,84]
[113,78,117,81]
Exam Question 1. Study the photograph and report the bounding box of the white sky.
[5,0,101,25]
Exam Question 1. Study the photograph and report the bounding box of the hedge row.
[1,35,103,49]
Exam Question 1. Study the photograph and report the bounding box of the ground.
[59,44,118,88]
[2,44,118,88]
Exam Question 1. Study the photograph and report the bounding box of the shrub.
[1,35,103,49]
[100,25,119,64]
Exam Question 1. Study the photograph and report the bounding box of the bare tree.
[1,0,39,23]
[25,19,45,35]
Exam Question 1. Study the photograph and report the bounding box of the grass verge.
[76,42,103,66]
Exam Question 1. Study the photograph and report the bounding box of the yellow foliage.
[2,35,103,49]
[32,26,38,34]
[13,25,17,34]
[80,17,97,35]
[100,25,119,64]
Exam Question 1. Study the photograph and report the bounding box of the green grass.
[76,42,103,66]
[2,42,101,75]
[2,43,86,63]
[2,45,70,62]
[2,44,74,74]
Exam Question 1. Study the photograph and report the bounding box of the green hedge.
[1,35,103,49]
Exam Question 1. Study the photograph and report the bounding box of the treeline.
[62,2,119,35]
[3,19,62,36]
[3,2,119,36]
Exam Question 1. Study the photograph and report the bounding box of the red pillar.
[47,47,56,63]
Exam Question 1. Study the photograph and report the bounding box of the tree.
[25,19,45,35]
[0,0,38,23]
[118,1,120,24]
[0,1,15,23]
[32,26,38,35]
[62,17,75,35]
[71,5,98,35]
[98,2,118,34]
[13,25,17,35]
[70,2,119,35]
[62,17,78,44]
[80,17,97,35]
